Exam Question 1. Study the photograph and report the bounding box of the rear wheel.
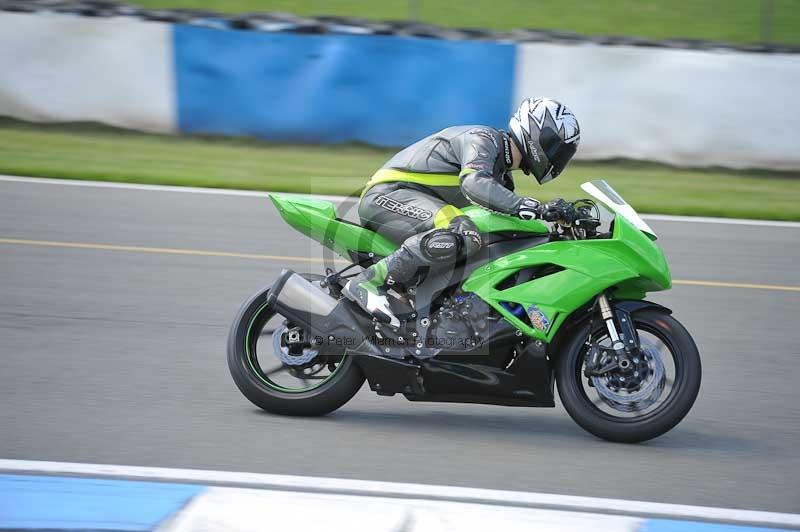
[227,274,365,416]
[556,308,701,443]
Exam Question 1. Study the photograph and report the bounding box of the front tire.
[227,274,365,416]
[556,308,701,443]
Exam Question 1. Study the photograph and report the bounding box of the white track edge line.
[1,175,798,228]
[0,175,354,202]
[640,213,800,227]
[0,459,798,528]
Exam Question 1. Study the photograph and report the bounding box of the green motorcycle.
[227,180,701,443]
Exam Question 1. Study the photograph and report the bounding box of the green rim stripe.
[245,301,345,394]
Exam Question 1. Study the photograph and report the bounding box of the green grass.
[131,0,800,45]
[1,118,798,220]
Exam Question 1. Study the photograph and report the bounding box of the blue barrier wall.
[3,12,797,169]
[173,26,516,146]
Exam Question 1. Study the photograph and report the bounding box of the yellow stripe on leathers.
[434,205,465,229]
[362,168,461,197]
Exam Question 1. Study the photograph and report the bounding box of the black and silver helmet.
[509,97,580,184]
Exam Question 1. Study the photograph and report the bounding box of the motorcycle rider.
[342,97,581,327]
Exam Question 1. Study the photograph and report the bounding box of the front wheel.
[556,308,701,443]
[227,274,365,416]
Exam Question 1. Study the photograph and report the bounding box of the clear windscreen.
[580,180,657,238]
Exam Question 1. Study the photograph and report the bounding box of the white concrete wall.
[0,13,175,133]
[515,43,800,170]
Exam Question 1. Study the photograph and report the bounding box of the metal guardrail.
[2,0,798,54]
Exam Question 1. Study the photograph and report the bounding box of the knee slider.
[420,229,461,262]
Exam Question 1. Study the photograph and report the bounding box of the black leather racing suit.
[357,125,531,288]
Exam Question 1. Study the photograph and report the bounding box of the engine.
[427,292,516,352]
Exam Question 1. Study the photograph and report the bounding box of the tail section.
[269,194,398,262]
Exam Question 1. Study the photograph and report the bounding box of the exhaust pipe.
[268,270,382,357]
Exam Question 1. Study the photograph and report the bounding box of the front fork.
[585,293,640,376]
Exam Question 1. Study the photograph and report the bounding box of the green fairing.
[461,205,550,234]
[269,194,671,342]
[461,215,671,341]
[269,194,397,259]
[269,196,549,261]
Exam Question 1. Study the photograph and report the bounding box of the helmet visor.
[538,126,578,184]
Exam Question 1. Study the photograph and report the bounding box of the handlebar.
[551,199,603,239]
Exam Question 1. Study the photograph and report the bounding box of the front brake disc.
[590,345,666,413]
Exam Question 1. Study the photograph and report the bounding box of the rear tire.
[227,274,365,416]
[556,308,701,443]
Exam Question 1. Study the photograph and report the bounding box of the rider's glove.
[516,198,542,220]
[540,198,577,224]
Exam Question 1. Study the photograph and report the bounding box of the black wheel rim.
[243,290,346,394]
[575,322,683,423]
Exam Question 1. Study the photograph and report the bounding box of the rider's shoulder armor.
[383,125,507,176]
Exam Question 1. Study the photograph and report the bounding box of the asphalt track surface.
[1,177,799,513]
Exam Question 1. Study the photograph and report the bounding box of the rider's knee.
[419,229,461,262]
[415,216,481,263]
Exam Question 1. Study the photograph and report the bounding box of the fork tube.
[597,294,624,351]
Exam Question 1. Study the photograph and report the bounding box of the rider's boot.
[342,247,420,328]
[342,260,400,327]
